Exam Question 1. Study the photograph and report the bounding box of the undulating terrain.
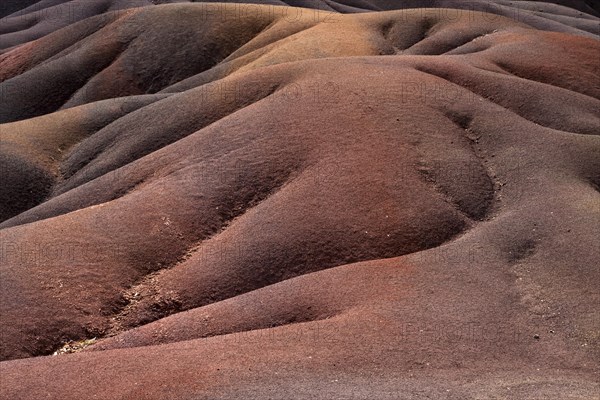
[0,1,599,399]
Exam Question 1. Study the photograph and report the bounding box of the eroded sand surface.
[0,1,599,398]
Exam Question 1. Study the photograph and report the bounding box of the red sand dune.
[0,1,599,399]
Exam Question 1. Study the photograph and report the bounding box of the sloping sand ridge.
[0,1,599,398]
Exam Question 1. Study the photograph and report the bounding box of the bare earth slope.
[1,0,599,53]
[0,1,599,399]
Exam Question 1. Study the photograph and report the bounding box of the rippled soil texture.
[1,1,599,399]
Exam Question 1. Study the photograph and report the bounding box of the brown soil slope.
[1,0,598,53]
[0,2,599,399]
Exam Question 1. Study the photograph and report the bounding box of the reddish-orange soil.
[1,1,599,399]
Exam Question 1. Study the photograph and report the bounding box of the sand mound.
[0,1,599,399]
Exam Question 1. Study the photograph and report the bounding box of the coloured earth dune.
[0,1,599,399]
